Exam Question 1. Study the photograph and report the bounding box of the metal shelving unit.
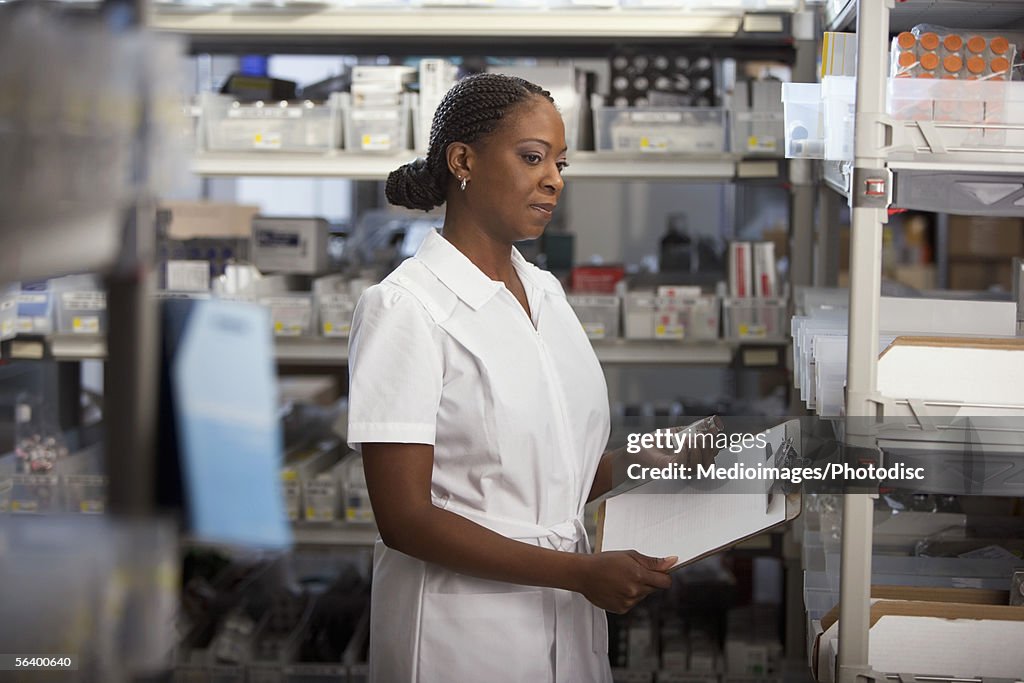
[834,2,1024,682]
[192,151,783,182]
[3,334,788,367]
[146,5,791,41]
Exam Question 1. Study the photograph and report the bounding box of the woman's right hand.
[577,551,676,614]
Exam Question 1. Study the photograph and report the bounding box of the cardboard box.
[948,215,1024,258]
[948,260,1013,291]
[160,201,260,239]
[890,264,936,291]
[814,586,1024,682]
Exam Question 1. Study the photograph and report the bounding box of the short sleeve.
[347,283,443,451]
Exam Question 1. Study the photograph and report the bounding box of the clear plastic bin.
[342,455,374,524]
[731,111,784,156]
[9,474,61,514]
[594,105,726,154]
[0,285,17,341]
[623,292,657,340]
[65,474,106,514]
[303,462,343,522]
[260,294,314,337]
[722,297,787,340]
[203,93,340,154]
[821,75,855,161]
[887,78,1024,151]
[16,286,54,336]
[782,82,824,159]
[567,295,621,340]
[344,98,410,154]
[0,477,11,513]
[655,295,720,340]
[319,294,356,338]
[56,290,107,335]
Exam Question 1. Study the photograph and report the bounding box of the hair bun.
[386,157,445,211]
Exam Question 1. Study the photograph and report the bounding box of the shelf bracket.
[837,665,883,683]
[851,167,893,209]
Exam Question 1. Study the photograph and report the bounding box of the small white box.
[166,260,210,292]
[351,65,416,89]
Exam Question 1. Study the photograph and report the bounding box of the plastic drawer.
[318,294,356,338]
[567,295,621,340]
[344,104,410,154]
[594,106,726,154]
[722,298,787,341]
[260,294,314,337]
[56,290,107,335]
[782,82,823,159]
[731,111,784,156]
[203,94,339,154]
[65,474,106,514]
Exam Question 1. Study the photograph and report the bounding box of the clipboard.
[595,419,802,571]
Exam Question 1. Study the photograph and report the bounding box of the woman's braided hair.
[385,73,554,211]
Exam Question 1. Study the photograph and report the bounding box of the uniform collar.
[414,229,558,311]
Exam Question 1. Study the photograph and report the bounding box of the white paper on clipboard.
[597,419,801,570]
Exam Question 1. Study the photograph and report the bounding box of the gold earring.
[460,177,468,191]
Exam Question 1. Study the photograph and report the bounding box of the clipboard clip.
[766,436,802,512]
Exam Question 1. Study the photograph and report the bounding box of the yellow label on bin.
[324,322,334,333]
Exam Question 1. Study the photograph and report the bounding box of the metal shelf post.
[838,1,892,682]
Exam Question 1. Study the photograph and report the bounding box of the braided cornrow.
[386,73,554,211]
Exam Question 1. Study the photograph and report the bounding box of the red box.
[571,265,625,294]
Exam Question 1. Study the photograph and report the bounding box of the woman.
[347,73,676,683]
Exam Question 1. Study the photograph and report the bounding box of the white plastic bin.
[203,93,340,153]
[782,82,824,159]
[594,105,727,154]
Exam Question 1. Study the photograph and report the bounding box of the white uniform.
[347,229,613,683]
